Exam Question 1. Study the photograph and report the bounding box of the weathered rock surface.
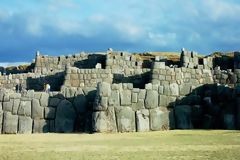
[174,105,193,129]
[18,116,33,134]
[55,99,76,133]
[32,99,44,119]
[92,107,117,132]
[120,90,131,106]
[40,93,49,107]
[33,119,48,133]
[18,101,31,117]
[150,108,169,131]
[73,95,87,113]
[145,90,158,109]
[3,112,18,134]
[116,107,135,132]
[136,109,150,132]
[44,107,56,119]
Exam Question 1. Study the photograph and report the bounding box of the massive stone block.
[18,116,33,134]
[223,114,235,130]
[179,84,191,96]
[145,90,158,109]
[109,90,120,106]
[33,119,48,133]
[32,99,44,119]
[73,95,87,113]
[174,105,193,129]
[97,82,111,97]
[136,109,150,132]
[18,101,31,117]
[55,99,76,133]
[44,107,56,119]
[12,99,20,115]
[0,110,3,133]
[170,83,179,96]
[150,108,169,131]
[120,90,132,106]
[116,107,135,132]
[92,107,117,132]
[49,97,61,107]
[132,99,145,111]
[3,112,18,134]
[40,93,49,107]
[3,99,14,112]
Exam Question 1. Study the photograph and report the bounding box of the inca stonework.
[0,49,240,134]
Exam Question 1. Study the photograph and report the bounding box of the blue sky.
[0,0,240,62]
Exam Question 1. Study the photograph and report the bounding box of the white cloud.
[148,32,176,47]
[0,62,30,67]
[203,0,240,21]
[48,0,79,11]
[114,22,144,42]
[26,17,43,36]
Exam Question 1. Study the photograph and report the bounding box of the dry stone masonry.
[0,49,240,134]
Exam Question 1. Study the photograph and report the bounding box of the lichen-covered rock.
[145,90,158,109]
[174,105,193,129]
[32,99,44,119]
[92,107,117,132]
[150,108,169,131]
[116,107,135,132]
[136,109,150,132]
[18,116,33,134]
[3,112,18,134]
[55,99,76,133]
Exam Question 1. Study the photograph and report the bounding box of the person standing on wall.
[44,82,51,93]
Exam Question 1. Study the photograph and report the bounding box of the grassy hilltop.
[0,130,240,160]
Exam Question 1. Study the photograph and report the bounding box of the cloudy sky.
[0,0,240,62]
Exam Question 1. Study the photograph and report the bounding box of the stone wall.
[234,52,240,69]
[93,81,240,132]
[34,52,106,74]
[106,51,146,69]
[0,72,65,91]
[151,62,214,86]
[63,67,151,89]
[92,82,171,133]
[63,67,113,88]
[180,50,213,69]
[0,89,90,134]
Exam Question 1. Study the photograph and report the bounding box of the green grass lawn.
[0,130,240,160]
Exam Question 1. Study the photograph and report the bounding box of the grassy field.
[0,130,240,160]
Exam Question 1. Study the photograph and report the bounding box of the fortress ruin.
[0,49,240,134]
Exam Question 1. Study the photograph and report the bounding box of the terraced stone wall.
[0,72,65,91]
[105,51,147,69]
[34,53,106,74]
